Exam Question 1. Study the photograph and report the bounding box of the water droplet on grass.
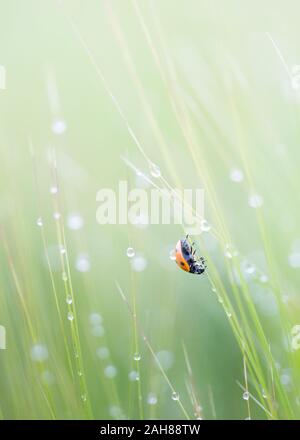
[230,169,244,182]
[81,394,87,402]
[149,162,161,178]
[248,194,263,208]
[30,344,49,362]
[126,247,135,258]
[91,325,105,337]
[131,255,147,272]
[53,212,61,220]
[36,217,43,227]
[50,186,58,194]
[62,271,68,282]
[224,243,238,258]
[67,213,83,230]
[259,274,268,283]
[75,254,90,272]
[66,295,72,305]
[89,312,102,326]
[67,311,74,322]
[244,263,256,275]
[147,392,158,405]
[52,119,66,135]
[133,352,141,361]
[243,391,249,400]
[201,219,211,232]
[96,347,109,359]
[104,365,117,379]
[171,391,180,401]
[128,370,140,381]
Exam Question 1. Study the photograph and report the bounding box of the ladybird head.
[190,261,205,275]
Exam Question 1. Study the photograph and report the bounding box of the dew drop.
[133,352,141,361]
[30,344,49,362]
[211,287,217,293]
[171,391,180,401]
[243,262,256,275]
[67,213,83,230]
[169,249,176,261]
[126,247,135,258]
[230,169,244,183]
[89,312,102,326]
[147,392,158,405]
[66,295,72,305]
[201,219,211,232]
[259,274,268,283]
[243,391,250,401]
[218,297,223,304]
[81,394,87,402]
[149,162,161,178]
[128,370,140,381]
[62,271,68,282]
[60,246,66,255]
[248,194,263,209]
[75,254,90,272]
[91,324,105,337]
[226,310,232,318]
[78,371,83,377]
[50,186,58,194]
[67,311,74,322]
[104,365,117,379]
[131,255,147,272]
[52,119,66,135]
[53,212,61,220]
[96,347,110,359]
[36,217,43,227]
[224,243,238,259]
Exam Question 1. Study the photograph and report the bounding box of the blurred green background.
[1,0,300,420]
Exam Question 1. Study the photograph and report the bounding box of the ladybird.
[175,235,206,275]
